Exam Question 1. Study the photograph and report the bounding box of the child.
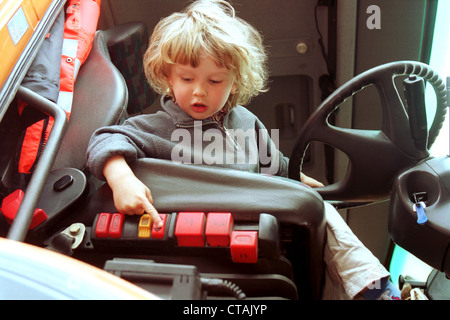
[86,0,400,300]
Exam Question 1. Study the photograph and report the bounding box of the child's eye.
[210,80,223,84]
[181,77,193,82]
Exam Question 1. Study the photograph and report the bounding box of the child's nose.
[193,83,207,97]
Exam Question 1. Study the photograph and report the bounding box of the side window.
[427,0,450,157]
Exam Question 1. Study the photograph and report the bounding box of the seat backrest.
[102,22,155,116]
[52,30,128,171]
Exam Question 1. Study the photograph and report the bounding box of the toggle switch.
[95,213,111,238]
[205,212,233,247]
[109,213,125,238]
[151,214,167,239]
[138,214,152,238]
[175,212,206,247]
[230,231,258,263]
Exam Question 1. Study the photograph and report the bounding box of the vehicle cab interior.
[0,0,449,301]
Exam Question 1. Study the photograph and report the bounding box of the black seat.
[30,30,128,234]
[52,30,128,171]
[102,21,156,116]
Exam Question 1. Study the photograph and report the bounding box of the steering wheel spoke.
[374,73,418,155]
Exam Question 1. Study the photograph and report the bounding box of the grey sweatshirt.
[86,96,289,180]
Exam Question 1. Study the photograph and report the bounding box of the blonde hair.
[143,0,268,109]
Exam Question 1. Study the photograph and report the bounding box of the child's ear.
[166,77,175,96]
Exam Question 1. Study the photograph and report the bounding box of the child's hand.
[300,172,324,188]
[103,155,163,228]
[111,174,161,225]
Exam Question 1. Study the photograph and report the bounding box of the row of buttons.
[175,212,258,263]
[94,212,167,239]
[93,211,258,263]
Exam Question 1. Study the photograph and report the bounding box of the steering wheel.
[288,61,448,205]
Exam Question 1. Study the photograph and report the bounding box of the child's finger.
[144,200,163,228]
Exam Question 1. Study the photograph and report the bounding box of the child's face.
[167,53,237,120]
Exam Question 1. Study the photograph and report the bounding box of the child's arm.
[300,172,324,188]
[103,155,163,228]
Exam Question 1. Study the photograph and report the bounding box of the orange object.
[138,214,152,238]
[0,0,52,90]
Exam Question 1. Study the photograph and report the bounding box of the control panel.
[90,211,280,264]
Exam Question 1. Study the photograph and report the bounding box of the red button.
[95,213,111,238]
[151,214,167,239]
[109,213,125,238]
[230,231,258,263]
[205,213,233,247]
[175,212,206,247]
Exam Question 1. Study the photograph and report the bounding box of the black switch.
[53,175,74,191]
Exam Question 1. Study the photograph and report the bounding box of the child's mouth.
[192,103,207,113]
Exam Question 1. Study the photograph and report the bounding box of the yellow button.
[138,214,152,238]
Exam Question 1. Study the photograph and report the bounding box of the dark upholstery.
[52,31,128,171]
[103,22,155,115]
